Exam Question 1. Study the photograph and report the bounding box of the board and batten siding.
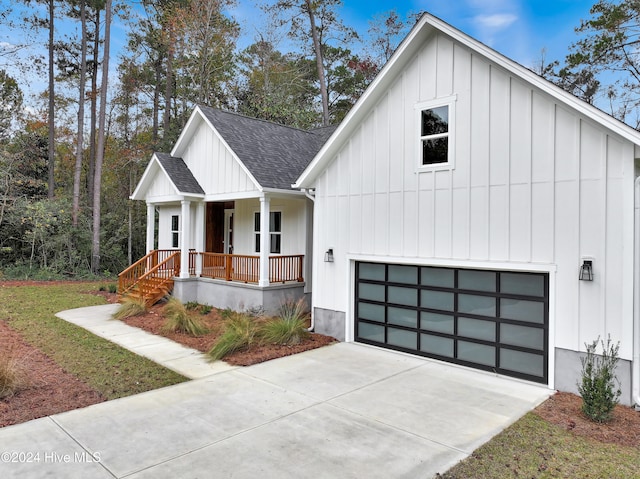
[313,33,636,359]
[145,168,179,200]
[231,198,309,257]
[181,119,259,196]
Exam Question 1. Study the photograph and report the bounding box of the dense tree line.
[0,0,409,278]
[0,0,636,279]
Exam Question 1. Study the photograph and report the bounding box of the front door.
[205,203,224,253]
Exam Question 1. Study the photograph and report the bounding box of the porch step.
[118,250,180,307]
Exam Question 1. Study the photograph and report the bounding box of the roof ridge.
[197,104,323,136]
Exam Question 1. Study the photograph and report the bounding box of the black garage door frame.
[355,262,549,384]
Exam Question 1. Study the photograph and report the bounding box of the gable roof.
[197,106,335,191]
[155,153,205,195]
[294,12,640,188]
[130,153,204,201]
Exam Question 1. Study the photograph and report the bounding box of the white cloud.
[0,41,17,51]
[474,13,518,30]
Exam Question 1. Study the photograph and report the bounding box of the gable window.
[416,96,456,170]
[254,211,281,254]
[171,215,179,248]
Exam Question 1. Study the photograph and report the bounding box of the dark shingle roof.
[155,153,205,195]
[198,106,336,190]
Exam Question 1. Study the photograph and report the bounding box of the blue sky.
[1,0,594,105]
[231,0,593,69]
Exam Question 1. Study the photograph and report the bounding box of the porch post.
[259,195,270,286]
[195,201,205,276]
[146,203,155,254]
[180,200,191,278]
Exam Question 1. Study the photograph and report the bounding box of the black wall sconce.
[324,248,334,262]
[579,258,594,281]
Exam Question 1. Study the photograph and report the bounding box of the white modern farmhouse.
[124,13,640,407]
[295,13,640,406]
[124,106,334,313]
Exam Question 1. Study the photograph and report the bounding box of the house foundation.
[173,277,308,316]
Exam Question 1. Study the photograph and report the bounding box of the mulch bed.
[533,391,640,447]
[0,320,105,428]
[120,300,337,366]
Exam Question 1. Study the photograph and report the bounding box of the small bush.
[0,354,26,399]
[244,305,266,318]
[261,317,310,345]
[199,304,212,315]
[112,296,148,320]
[219,308,235,320]
[98,284,107,292]
[161,298,208,336]
[577,336,621,423]
[260,298,310,346]
[278,298,308,323]
[208,313,261,361]
[107,283,117,294]
[184,301,200,311]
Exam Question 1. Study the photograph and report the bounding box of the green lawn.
[439,413,640,479]
[0,282,187,399]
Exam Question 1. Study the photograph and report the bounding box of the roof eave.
[130,154,162,201]
[295,13,640,189]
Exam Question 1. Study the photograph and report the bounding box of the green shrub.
[112,296,148,320]
[0,353,26,399]
[199,304,212,315]
[107,283,117,294]
[161,298,208,336]
[220,308,235,320]
[184,301,200,311]
[261,317,310,345]
[98,284,107,292]
[208,313,260,361]
[260,298,310,346]
[577,336,621,423]
[278,298,308,323]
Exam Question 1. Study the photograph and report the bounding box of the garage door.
[355,263,548,383]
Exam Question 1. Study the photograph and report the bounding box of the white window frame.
[415,95,456,172]
[171,214,179,248]
[254,211,282,254]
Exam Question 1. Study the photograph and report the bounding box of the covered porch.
[121,190,312,312]
[119,249,304,288]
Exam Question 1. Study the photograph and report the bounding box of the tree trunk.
[153,58,160,145]
[92,0,112,274]
[88,7,100,206]
[163,22,175,140]
[47,0,55,198]
[72,0,87,227]
[305,0,330,126]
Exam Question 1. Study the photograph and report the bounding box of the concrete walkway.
[0,305,553,479]
[55,304,235,378]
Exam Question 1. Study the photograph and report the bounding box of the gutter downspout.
[303,188,315,332]
[633,177,640,410]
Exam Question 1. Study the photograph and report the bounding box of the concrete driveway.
[0,332,552,478]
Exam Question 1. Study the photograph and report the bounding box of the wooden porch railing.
[157,249,196,275]
[133,252,180,303]
[117,251,180,305]
[269,255,304,283]
[118,250,158,295]
[200,253,304,284]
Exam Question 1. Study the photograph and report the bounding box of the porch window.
[416,96,456,170]
[171,215,179,248]
[254,211,281,254]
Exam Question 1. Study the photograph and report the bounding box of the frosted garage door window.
[355,262,547,384]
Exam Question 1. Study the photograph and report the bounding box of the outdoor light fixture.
[324,248,334,263]
[579,259,594,281]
